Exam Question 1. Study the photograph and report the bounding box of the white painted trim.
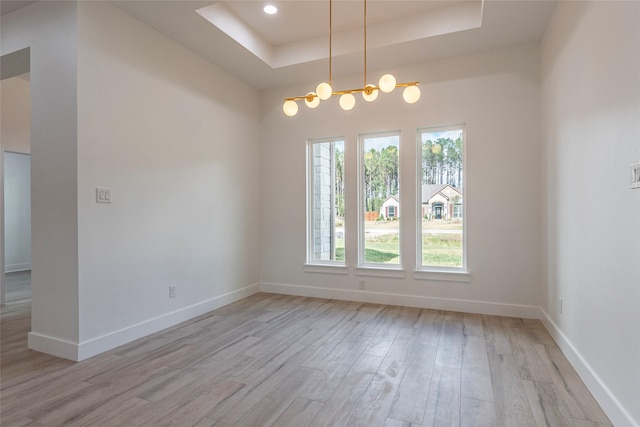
[5,262,31,273]
[357,131,403,268]
[260,282,541,318]
[540,310,639,427]
[77,283,260,361]
[28,332,79,361]
[306,137,345,266]
[354,267,406,278]
[413,269,471,282]
[28,283,260,362]
[415,124,468,272]
[303,264,349,275]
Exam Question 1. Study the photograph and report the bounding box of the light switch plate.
[632,162,640,189]
[96,188,112,203]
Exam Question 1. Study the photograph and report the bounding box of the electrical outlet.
[358,280,365,290]
[169,285,177,298]
[559,298,563,315]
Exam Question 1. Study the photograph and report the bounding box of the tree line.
[333,136,462,218]
[334,145,400,216]
[422,137,463,188]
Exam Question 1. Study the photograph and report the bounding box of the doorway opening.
[4,151,32,302]
[1,48,32,306]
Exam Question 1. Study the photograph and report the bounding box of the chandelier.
[282,0,421,117]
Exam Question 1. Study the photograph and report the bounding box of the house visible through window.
[307,126,465,275]
[418,126,465,269]
[307,137,345,264]
[359,131,401,266]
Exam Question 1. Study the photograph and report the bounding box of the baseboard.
[28,283,260,362]
[28,332,79,361]
[540,310,638,427]
[260,282,636,426]
[260,282,543,319]
[5,262,31,273]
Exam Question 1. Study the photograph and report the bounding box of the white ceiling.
[196,1,485,70]
[4,1,558,91]
[112,0,556,90]
[221,1,459,46]
[0,0,38,16]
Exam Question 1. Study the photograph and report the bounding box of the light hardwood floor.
[0,293,610,426]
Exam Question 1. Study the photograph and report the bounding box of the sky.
[363,134,400,151]
[421,129,463,143]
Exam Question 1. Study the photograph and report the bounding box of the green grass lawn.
[334,227,462,267]
[421,233,462,267]
[335,234,400,263]
[364,234,400,263]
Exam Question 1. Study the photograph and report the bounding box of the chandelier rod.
[363,0,367,87]
[329,0,333,87]
[281,0,421,115]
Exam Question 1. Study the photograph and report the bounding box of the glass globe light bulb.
[339,93,356,110]
[305,92,320,109]
[283,100,298,117]
[402,85,421,104]
[378,74,397,93]
[316,82,333,100]
[362,84,378,102]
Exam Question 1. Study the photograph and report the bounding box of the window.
[453,204,463,219]
[307,137,345,264]
[359,132,401,267]
[418,125,465,270]
[387,205,396,219]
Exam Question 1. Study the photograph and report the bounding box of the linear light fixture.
[283,0,420,117]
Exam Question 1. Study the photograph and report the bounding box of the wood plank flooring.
[0,293,611,426]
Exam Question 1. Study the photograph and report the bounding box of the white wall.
[1,0,261,361]
[75,2,261,357]
[541,2,640,426]
[1,76,31,154]
[260,44,542,316]
[1,2,80,352]
[4,152,31,272]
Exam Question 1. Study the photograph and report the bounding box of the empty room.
[1,0,638,426]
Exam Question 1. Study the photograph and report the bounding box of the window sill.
[304,264,349,275]
[413,269,471,282]
[355,267,405,278]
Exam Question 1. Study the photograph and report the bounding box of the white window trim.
[304,264,349,275]
[415,124,469,276]
[355,266,405,278]
[306,136,345,266]
[357,130,402,269]
[413,268,471,282]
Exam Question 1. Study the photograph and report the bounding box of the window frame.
[305,136,346,268]
[414,124,469,281]
[357,130,403,271]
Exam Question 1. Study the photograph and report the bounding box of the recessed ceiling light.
[263,4,278,15]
